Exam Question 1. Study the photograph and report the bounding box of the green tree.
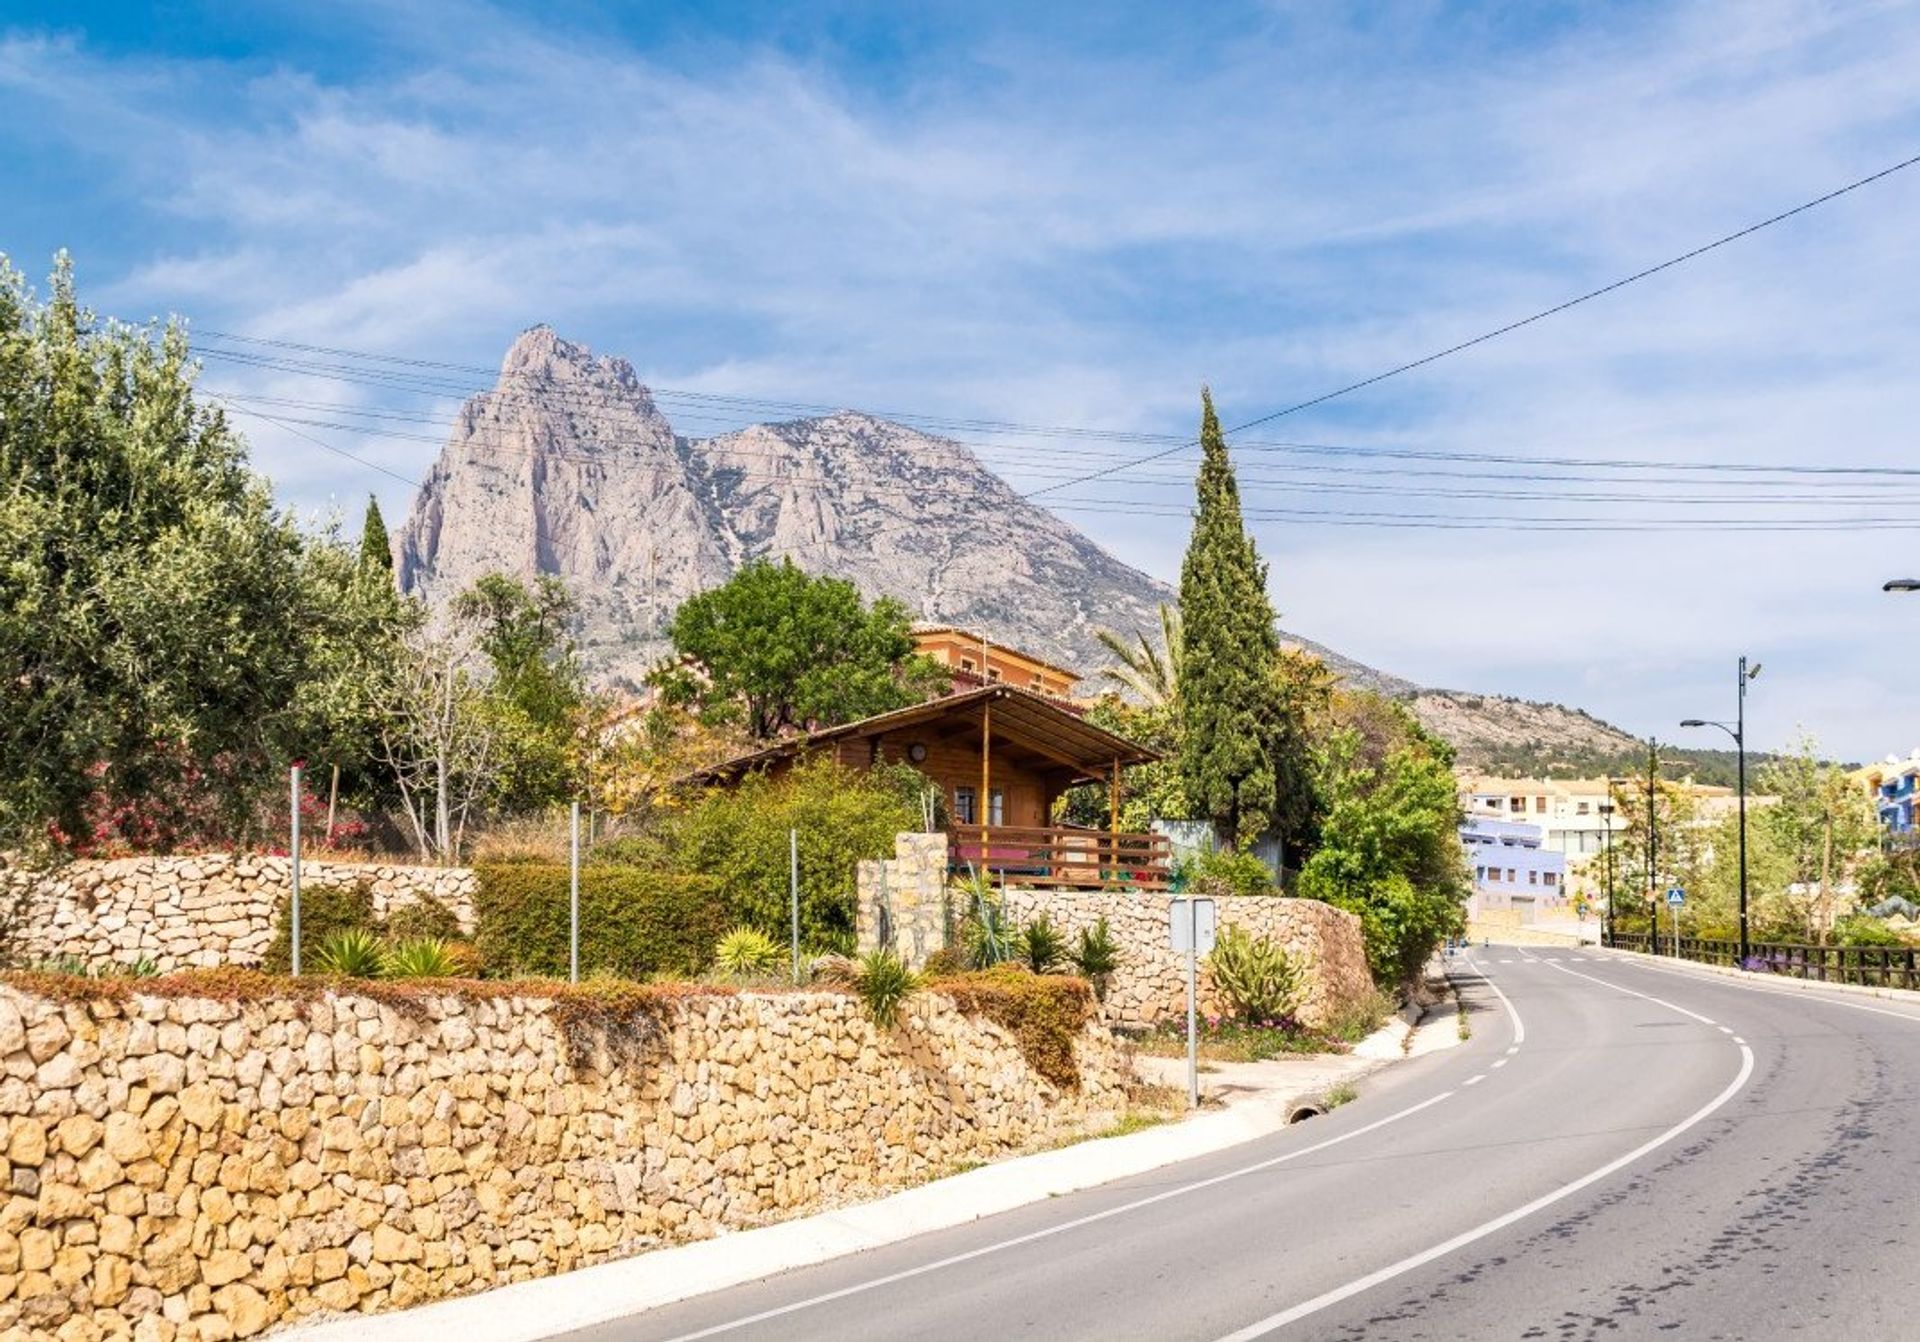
[1095,603,1182,707]
[454,573,586,810]
[1296,697,1467,987]
[0,255,314,852]
[1177,391,1285,850]
[359,495,393,575]
[1751,734,1879,941]
[658,558,943,740]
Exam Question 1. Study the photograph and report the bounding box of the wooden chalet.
[693,684,1170,890]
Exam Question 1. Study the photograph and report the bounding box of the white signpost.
[1666,887,1685,957]
[1170,898,1217,1109]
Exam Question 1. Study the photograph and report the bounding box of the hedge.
[931,965,1096,1090]
[261,882,374,973]
[472,862,727,980]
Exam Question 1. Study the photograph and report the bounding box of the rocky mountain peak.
[498,324,647,397]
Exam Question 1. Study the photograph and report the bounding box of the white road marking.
[1215,984,1755,1339]
[1719,1026,1733,1034]
[1491,1059,1508,1069]
[1505,1046,1519,1056]
[1463,1074,1486,1086]
[1498,958,1514,964]
[1734,1036,1746,1045]
[1604,954,1920,1026]
[655,1089,1459,1341]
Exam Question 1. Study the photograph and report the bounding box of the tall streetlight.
[1681,656,1762,968]
[1645,739,1661,956]
[1884,579,1920,593]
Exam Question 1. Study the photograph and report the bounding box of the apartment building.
[1460,817,1568,919]
[1857,751,1920,841]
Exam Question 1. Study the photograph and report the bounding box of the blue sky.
[6,0,1920,760]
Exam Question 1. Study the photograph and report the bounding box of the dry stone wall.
[1002,888,1376,1029]
[0,980,1127,1340]
[0,856,477,973]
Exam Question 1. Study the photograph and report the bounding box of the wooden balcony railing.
[947,824,1172,891]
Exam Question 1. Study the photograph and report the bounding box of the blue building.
[1460,817,1568,919]
[1866,753,1920,841]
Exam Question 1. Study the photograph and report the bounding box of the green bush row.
[471,862,727,980]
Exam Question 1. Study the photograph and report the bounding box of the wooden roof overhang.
[689,685,1159,786]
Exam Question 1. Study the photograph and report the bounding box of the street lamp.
[1884,579,1920,592]
[1680,655,1761,969]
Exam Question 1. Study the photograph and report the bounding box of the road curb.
[280,1011,1461,1342]
[1588,945,1920,1006]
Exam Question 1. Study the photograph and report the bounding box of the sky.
[5,0,1920,761]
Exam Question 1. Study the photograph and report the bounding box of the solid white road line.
[1215,961,1753,1341]
[1605,952,1920,1026]
[656,1089,1459,1342]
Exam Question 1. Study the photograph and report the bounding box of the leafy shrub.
[953,872,1017,968]
[17,955,159,980]
[930,965,1096,1089]
[854,949,921,1028]
[1016,914,1067,974]
[384,896,464,943]
[382,937,464,979]
[1186,847,1278,897]
[921,946,969,978]
[645,757,921,954]
[714,926,784,980]
[1206,925,1306,1022]
[262,882,374,973]
[473,862,726,980]
[1070,918,1120,1000]
[312,928,385,978]
[1834,915,1908,948]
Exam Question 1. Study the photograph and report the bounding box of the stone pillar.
[856,832,951,969]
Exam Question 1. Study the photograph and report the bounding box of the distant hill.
[396,327,1646,768]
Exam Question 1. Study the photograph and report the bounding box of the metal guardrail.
[1603,931,1920,990]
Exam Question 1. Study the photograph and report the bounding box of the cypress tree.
[359,495,393,575]
[1177,389,1281,850]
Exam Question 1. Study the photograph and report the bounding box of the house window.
[1509,796,1525,812]
[987,667,1002,682]
[1535,796,1548,812]
[989,790,1005,825]
[1528,870,1539,885]
[1576,801,1590,815]
[1507,869,1517,883]
[960,658,976,673]
[954,787,977,824]
[1544,872,1558,887]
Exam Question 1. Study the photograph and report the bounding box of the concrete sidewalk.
[279,1009,1462,1342]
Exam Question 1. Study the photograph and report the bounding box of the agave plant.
[1016,914,1067,974]
[853,950,922,1029]
[312,928,386,978]
[713,926,783,980]
[382,936,463,979]
[1070,917,1120,999]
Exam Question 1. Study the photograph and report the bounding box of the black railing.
[1603,931,1920,990]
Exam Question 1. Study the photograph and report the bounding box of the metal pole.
[1646,739,1660,957]
[1601,802,1615,946]
[290,765,303,977]
[569,801,580,983]
[1737,656,1751,969]
[789,828,801,985]
[324,763,340,848]
[1187,899,1199,1110]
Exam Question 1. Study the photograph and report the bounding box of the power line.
[1022,149,1920,499]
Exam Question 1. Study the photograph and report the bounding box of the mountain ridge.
[395,327,1641,770]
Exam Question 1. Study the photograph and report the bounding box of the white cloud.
[6,0,1920,757]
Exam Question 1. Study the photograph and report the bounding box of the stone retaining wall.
[1002,888,1376,1029]
[0,980,1127,1340]
[0,856,476,973]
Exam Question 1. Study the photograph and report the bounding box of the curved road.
[562,949,1920,1340]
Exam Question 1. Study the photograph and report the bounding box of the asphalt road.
[561,948,1920,1341]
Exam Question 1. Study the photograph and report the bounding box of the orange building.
[911,625,1082,700]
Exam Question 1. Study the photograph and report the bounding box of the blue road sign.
[1666,887,1685,907]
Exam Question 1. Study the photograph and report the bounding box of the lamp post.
[1599,800,1616,946]
[1681,656,1761,968]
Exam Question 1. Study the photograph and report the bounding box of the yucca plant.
[382,936,463,979]
[713,926,784,980]
[1016,914,1067,974]
[1205,925,1306,1022]
[853,949,922,1029]
[312,928,386,978]
[1071,918,1121,1000]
